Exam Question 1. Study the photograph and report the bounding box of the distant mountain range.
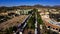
[0,4,60,13]
[0,4,60,8]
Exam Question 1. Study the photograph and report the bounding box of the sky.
[0,0,60,7]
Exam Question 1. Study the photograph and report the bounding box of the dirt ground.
[0,15,28,30]
[23,29,35,34]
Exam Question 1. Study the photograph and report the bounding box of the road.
[14,14,32,34]
[13,12,40,34]
[35,12,41,34]
[35,12,38,34]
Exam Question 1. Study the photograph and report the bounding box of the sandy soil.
[0,15,28,30]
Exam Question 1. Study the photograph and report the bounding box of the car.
[15,14,19,16]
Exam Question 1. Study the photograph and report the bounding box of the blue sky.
[0,0,60,6]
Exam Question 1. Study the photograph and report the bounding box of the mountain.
[0,4,60,13]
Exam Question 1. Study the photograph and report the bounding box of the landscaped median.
[37,13,43,24]
[27,15,35,29]
[26,13,35,34]
[27,8,44,34]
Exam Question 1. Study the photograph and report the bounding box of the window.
[56,28,58,30]
[53,28,55,29]
[48,26,50,28]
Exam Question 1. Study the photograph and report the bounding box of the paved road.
[14,14,32,34]
[35,13,38,34]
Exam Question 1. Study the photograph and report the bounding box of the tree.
[5,27,13,34]
[13,26,17,32]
